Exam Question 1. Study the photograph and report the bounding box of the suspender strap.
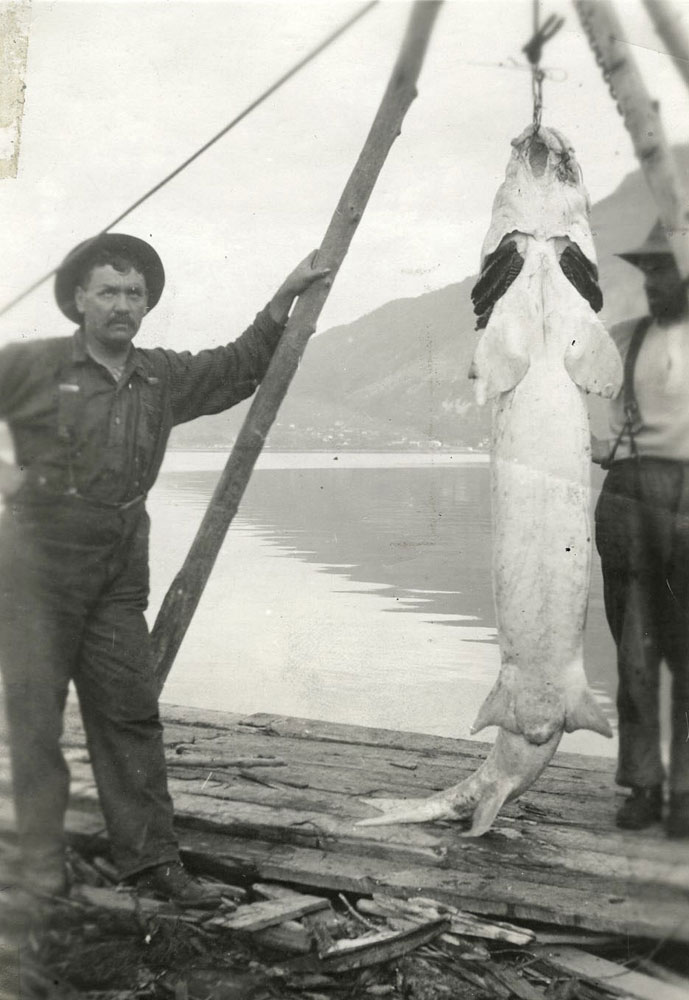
[602,317,652,468]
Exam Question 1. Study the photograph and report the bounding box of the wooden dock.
[4,702,689,943]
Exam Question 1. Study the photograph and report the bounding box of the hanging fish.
[358,124,622,835]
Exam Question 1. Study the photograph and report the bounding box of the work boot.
[132,861,224,908]
[615,785,663,830]
[666,792,689,839]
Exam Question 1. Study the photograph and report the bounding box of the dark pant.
[595,459,689,793]
[0,496,179,878]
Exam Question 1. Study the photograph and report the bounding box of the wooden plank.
[483,965,548,1000]
[35,794,687,942]
[9,707,687,942]
[252,920,312,954]
[72,884,170,915]
[319,918,449,971]
[207,894,328,933]
[69,699,618,796]
[57,756,689,896]
[367,895,536,945]
[162,737,616,813]
[174,826,689,942]
[533,946,689,1000]
[166,753,286,769]
[234,712,616,775]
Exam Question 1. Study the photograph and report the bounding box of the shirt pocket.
[135,376,165,461]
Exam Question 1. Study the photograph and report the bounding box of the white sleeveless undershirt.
[607,316,689,462]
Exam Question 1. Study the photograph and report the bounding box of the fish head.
[511,124,585,194]
[480,124,595,264]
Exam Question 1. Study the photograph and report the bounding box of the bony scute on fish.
[358,125,623,835]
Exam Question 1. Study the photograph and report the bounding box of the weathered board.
[3,702,689,942]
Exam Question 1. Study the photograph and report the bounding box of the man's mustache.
[107,315,135,328]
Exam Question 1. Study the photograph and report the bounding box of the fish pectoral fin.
[557,241,603,313]
[565,685,613,738]
[563,313,623,399]
[470,319,531,404]
[471,236,525,330]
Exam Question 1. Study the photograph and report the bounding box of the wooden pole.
[151,1,442,690]
[574,0,689,277]
[643,0,689,95]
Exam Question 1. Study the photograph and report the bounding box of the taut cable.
[0,2,378,319]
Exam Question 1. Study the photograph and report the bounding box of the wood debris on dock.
[1,702,689,998]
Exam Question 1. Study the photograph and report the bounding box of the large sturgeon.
[359,125,623,835]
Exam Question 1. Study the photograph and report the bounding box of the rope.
[522,1,564,131]
[0,2,379,319]
[531,1,545,128]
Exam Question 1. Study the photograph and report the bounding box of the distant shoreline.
[159,449,490,473]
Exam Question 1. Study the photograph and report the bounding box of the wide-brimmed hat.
[616,219,674,264]
[55,232,165,323]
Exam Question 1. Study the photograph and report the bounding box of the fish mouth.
[519,126,580,186]
[528,137,549,177]
[527,135,579,185]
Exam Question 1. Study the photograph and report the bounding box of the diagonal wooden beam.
[643,0,689,94]
[574,0,689,277]
[152,1,443,689]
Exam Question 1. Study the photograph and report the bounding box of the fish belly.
[488,369,593,743]
[471,242,613,743]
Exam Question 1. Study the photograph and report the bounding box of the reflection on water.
[148,452,618,756]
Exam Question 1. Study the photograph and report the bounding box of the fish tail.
[356,794,473,827]
[356,729,562,833]
[565,684,613,738]
[460,780,513,837]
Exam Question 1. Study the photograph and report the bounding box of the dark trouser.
[0,496,179,878]
[595,458,689,794]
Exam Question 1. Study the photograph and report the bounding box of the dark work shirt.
[0,306,284,505]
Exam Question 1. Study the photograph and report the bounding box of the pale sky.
[1,0,689,351]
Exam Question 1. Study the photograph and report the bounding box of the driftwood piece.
[319,918,449,972]
[151,0,442,689]
[252,920,312,954]
[359,894,535,946]
[356,907,491,962]
[532,945,689,1000]
[482,964,548,1000]
[207,894,329,933]
[73,884,169,915]
[253,882,343,944]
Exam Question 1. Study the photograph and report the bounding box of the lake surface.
[148,451,629,758]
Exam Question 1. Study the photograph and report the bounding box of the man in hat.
[593,220,689,837]
[0,233,329,903]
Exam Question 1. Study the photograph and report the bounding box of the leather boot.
[615,785,663,830]
[132,861,225,908]
[666,792,689,838]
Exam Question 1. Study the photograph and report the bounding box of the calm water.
[148,451,624,758]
